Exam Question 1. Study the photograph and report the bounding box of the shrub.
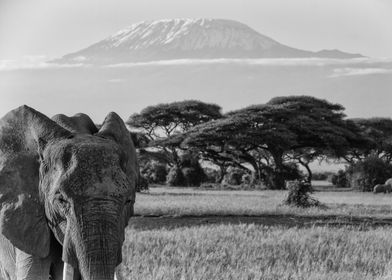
[313,172,333,181]
[345,156,392,191]
[222,167,247,185]
[141,161,167,184]
[179,152,206,186]
[166,166,186,186]
[182,167,205,186]
[262,163,303,189]
[203,167,220,183]
[199,182,220,189]
[136,175,149,192]
[240,173,258,188]
[331,169,348,188]
[283,180,323,208]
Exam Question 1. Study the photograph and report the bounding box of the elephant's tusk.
[114,273,118,280]
[63,263,74,280]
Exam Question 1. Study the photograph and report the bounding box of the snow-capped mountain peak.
[103,18,279,51]
[57,18,363,64]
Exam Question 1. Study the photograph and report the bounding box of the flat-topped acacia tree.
[127,100,222,167]
[183,96,363,189]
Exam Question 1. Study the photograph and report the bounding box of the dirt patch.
[129,214,392,231]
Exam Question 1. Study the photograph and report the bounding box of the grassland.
[134,186,392,218]
[120,186,392,280]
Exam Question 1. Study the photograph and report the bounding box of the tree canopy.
[344,117,392,163]
[127,100,222,140]
[183,96,362,189]
[127,100,222,166]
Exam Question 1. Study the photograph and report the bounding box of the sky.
[0,0,391,125]
[0,0,392,60]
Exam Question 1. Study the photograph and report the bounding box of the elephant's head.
[0,106,137,280]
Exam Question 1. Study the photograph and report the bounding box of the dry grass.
[134,187,392,218]
[121,224,392,280]
[119,187,392,279]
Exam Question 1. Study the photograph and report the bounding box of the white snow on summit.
[58,18,363,64]
[103,18,278,51]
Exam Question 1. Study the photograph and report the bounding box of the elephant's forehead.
[48,136,130,196]
[48,136,122,167]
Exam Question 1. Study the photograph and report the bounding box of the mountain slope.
[57,18,363,64]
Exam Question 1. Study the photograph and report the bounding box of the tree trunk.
[218,164,226,183]
[299,160,312,183]
[270,149,286,190]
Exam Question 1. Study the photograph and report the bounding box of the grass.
[121,224,392,280]
[119,186,392,279]
[134,186,392,218]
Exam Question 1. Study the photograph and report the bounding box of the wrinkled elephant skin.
[0,106,137,280]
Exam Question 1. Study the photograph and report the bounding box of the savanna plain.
[119,184,392,280]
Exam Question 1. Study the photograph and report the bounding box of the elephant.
[373,184,392,194]
[0,105,138,280]
[385,178,392,188]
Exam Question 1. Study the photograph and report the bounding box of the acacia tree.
[127,100,222,167]
[183,96,361,189]
[344,118,392,164]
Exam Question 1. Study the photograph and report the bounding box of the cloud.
[330,67,392,77]
[107,78,125,83]
[0,55,86,71]
[106,57,392,68]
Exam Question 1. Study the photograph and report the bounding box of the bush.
[345,156,392,191]
[313,172,333,181]
[222,167,247,185]
[141,161,167,184]
[283,180,323,208]
[183,167,205,186]
[179,152,206,186]
[262,163,303,189]
[166,166,186,186]
[331,169,348,188]
[203,167,220,183]
[136,175,149,192]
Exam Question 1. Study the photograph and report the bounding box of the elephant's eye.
[56,194,70,210]
[40,161,49,174]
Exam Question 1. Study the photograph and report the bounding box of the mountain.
[56,18,363,64]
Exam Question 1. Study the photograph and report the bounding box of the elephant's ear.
[52,113,98,134]
[0,105,71,257]
[96,112,138,198]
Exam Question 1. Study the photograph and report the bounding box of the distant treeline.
[127,96,392,191]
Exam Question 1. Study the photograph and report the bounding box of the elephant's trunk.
[63,197,124,280]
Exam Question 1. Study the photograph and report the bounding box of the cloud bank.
[330,67,392,77]
[1,56,392,79]
[0,55,85,71]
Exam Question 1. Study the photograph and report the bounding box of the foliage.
[136,175,149,192]
[241,173,253,186]
[345,118,392,164]
[262,163,303,189]
[203,167,220,183]
[313,172,333,181]
[222,167,248,185]
[140,161,168,184]
[166,166,186,186]
[127,100,222,140]
[183,96,361,189]
[283,181,323,208]
[179,152,206,186]
[331,170,349,188]
[345,156,392,191]
[128,100,222,169]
